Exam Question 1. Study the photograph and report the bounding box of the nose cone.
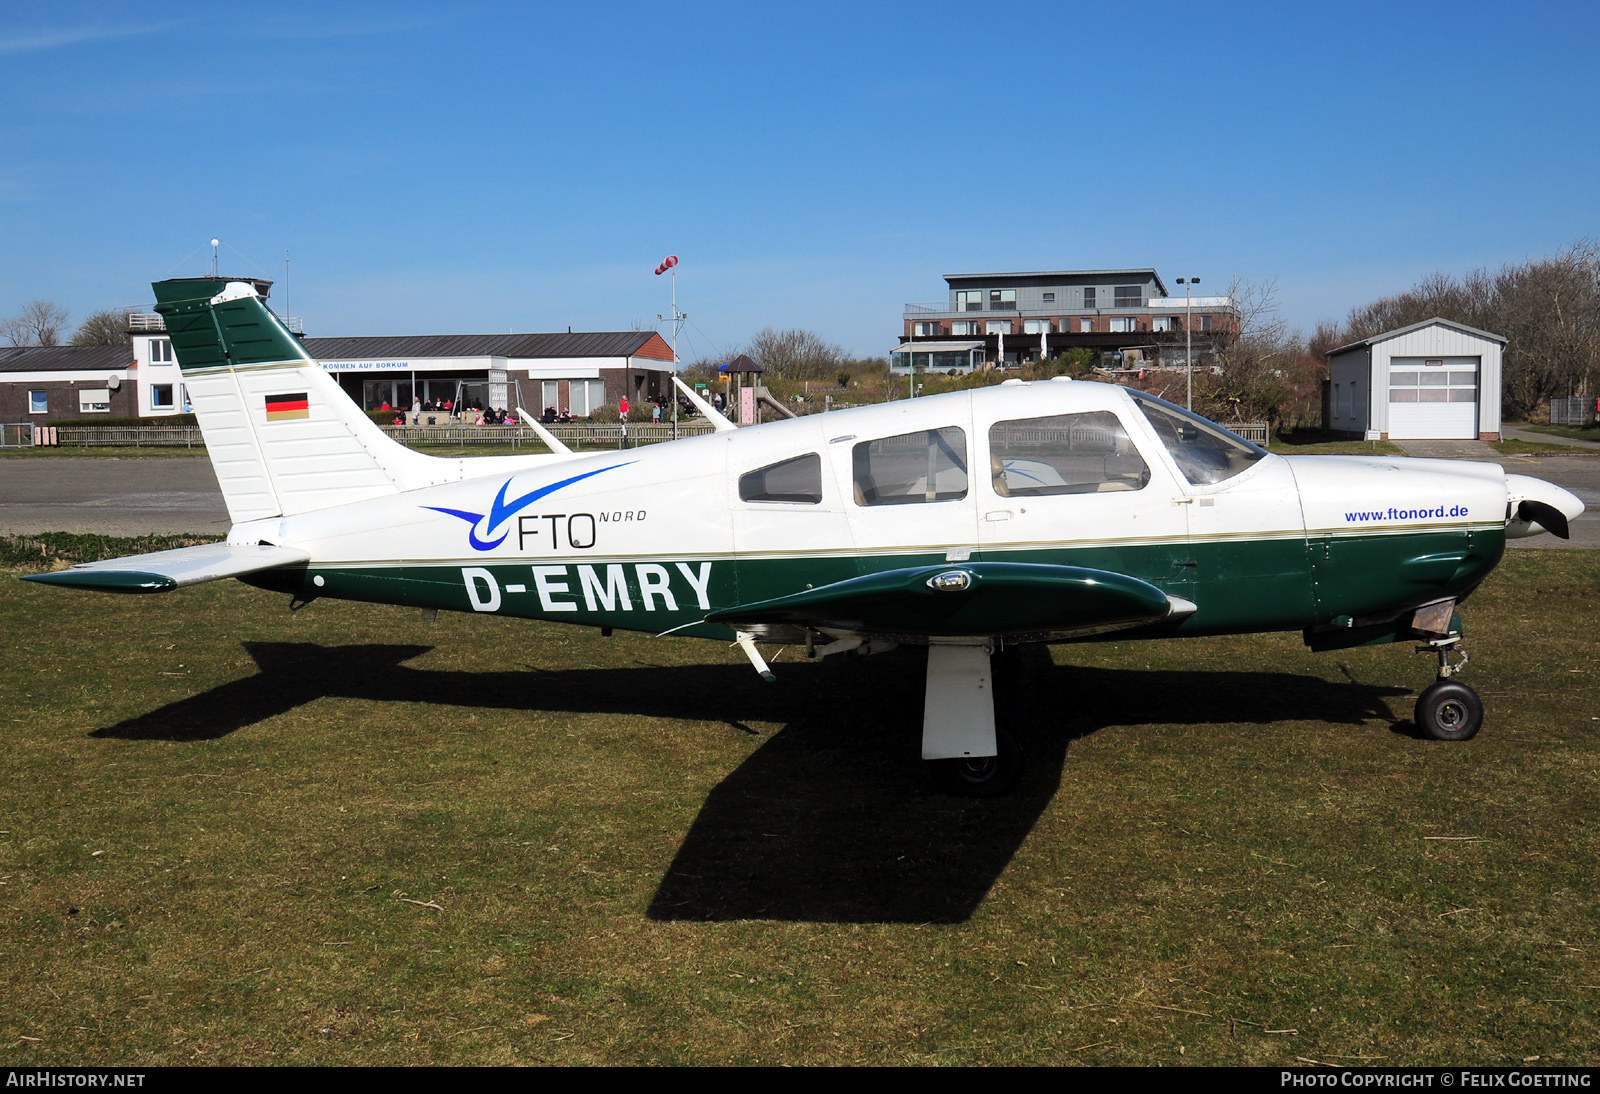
[1505,474,1585,539]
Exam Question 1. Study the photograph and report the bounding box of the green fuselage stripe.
[240,525,1506,643]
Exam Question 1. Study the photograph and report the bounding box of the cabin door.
[975,405,1195,602]
[828,404,981,576]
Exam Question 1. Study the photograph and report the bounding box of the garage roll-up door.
[1389,357,1479,440]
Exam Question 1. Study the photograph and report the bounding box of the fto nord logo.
[424,464,634,551]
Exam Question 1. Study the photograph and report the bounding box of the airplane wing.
[20,543,310,594]
[706,561,1196,640]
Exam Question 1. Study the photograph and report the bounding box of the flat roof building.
[896,267,1239,372]
[305,331,676,417]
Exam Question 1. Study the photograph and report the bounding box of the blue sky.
[2,1,1597,357]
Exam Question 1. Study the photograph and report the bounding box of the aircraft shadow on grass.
[93,641,1408,925]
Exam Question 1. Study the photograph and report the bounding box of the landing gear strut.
[1414,634,1483,741]
[922,643,1025,798]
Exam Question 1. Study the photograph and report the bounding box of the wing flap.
[707,562,1183,638]
[21,543,310,594]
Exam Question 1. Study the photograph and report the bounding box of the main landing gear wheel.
[930,727,1024,799]
[1414,680,1484,742]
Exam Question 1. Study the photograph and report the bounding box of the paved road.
[1503,424,1600,451]
[0,457,230,536]
[1,452,1594,548]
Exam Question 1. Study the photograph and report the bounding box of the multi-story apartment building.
[894,268,1239,373]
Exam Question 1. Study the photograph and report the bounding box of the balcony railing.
[905,298,1234,321]
[124,311,304,334]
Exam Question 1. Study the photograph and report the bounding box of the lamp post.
[1177,277,1200,410]
[908,313,915,399]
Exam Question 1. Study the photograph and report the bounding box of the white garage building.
[1326,318,1504,441]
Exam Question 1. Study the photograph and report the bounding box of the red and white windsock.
[654,255,678,276]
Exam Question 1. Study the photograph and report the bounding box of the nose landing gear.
[1414,634,1483,741]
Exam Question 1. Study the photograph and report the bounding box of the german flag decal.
[265,392,310,421]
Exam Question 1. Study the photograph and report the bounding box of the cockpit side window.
[1129,391,1266,486]
[852,427,968,505]
[739,453,823,503]
[988,411,1150,497]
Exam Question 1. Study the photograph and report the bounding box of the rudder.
[153,277,436,523]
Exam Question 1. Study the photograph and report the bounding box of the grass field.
[1491,439,1599,457]
[1268,432,1406,456]
[1,540,1597,1065]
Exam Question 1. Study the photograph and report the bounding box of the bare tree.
[1491,239,1600,417]
[2,300,70,346]
[747,327,847,381]
[1196,278,1297,427]
[1333,238,1600,419]
[71,309,131,346]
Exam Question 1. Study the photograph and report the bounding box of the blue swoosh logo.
[424,463,635,551]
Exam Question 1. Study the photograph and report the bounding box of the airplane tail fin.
[153,277,438,524]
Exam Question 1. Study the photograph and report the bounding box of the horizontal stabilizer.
[708,562,1184,638]
[21,543,310,594]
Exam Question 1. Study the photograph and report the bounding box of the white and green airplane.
[25,277,1584,796]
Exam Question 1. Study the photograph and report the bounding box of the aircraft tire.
[929,728,1024,798]
[1414,680,1484,742]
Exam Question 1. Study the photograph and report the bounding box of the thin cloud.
[0,20,181,55]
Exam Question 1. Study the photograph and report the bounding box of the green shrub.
[47,414,198,428]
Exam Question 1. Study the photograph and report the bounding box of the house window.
[989,289,1016,311]
[1108,317,1136,333]
[1152,316,1175,332]
[1113,286,1143,308]
[1079,318,1093,333]
[1197,315,1213,332]
[985,320,1013,335]
[1333,384,1342,417]
[1390,365,1476,403]
[1023,319,1050,334]
[1042,292,1055,303]
[151,384,175,409]
[852,427,968,506]
[951,320,978,336]
[150,338,174,364]
[1083,287,1096,308]
[571,379,606,417]
[914,321,942,337]
[79,389,112,413]
[956,291,983,312]
[28,390,48,414]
